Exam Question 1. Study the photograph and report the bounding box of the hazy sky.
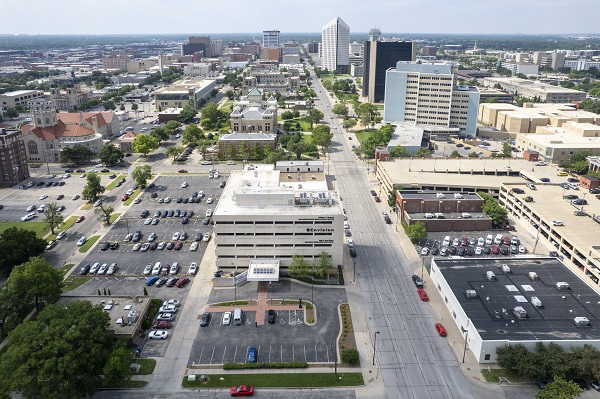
[2,0,599,35]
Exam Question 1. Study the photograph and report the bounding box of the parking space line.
[222,346,227,364]
[257,345,261,363]
[292,345,294,362]
[209,347,215,364]
[198,347,204,364]
[233,346,238,363]
[315,344,318,362]
[304,345,306,362]
[326,344,329,362]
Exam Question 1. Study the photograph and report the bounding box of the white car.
[148,331,168,340]
[203,232,211,242]
[206,197,213,204]
[143,264,153,275]
[222,311,232,325]
[39,194,48,200]
[347,239,355,248]
[475,247,483,255]
[477,237,485,247]
[148,232,157,242]
[21,213,36,221]
[172,232,180,241]
[201,161,212,165]
[205,209,212,217]
[535,161,546,166]
[163,299,180,307]
[56,231,66,240]
[26,205,36,212]
[97,263,108,275]
[226,161,236,165]
[132,243,142,251]
[421,247,430,256]
[504,165,512,170]
[164,197,171,203]
[485,234,493,245]
[140,243,150,252]
[77,236,87,246]
[442,236,450,247]
[188,262,198,275]
[181,181,188,188]
[552,220,564,226]
[94,199,103,207]
[144,217,153,225]
[519,245,527,254]
[159,305,178,313]
[190,242,199,251]
[152,263,161,275]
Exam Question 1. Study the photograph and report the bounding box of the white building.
[383,61,480,136]
[0,89,45,111]
[564,58,600,71]
[183,63,212,77]
[262,30,280,48]
[213,162,343,272]
[500,61,539,76]
[321,17,350,74]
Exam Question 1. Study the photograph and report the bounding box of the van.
[233,308,243,325]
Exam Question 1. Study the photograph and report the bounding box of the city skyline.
[2,0,600,35]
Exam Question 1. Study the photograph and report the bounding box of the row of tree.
[288,252,333,279]
[478,191,508,227]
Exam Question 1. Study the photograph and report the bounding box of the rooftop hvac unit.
[454,193,463,199]
[127,310,138,323]
[513,306,527,319]
[486,271,497,281]
[466,290,478,298]
[501,264,512,273]
[318,192,328,204]
[556,282,570,290]
[436,193,446,199]
[574,317,590,326]
[531,296,542,307]
[298,192,308,204]
[528,272,538,281]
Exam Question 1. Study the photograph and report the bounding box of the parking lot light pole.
[372,331,380,365]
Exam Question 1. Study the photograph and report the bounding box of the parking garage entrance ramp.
[247,260,280,282]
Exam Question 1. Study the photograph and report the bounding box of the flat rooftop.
[502,182,600,252]
[435,257,600,341]
[400,191,482,201]
[520,132,600,149]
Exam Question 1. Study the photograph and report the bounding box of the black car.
[195,233,202,241]
[412,275,423,288]
[101,168,110,173]
[457,247,465,256]
[57,205,66,212]
[64,169,74,173]
[181,217,189,224]
[183,197,189,203]
[174,210,181,217]
[100,242,110,251]
[110,242,119,250]
[466,248,474,256]
[537,377,554,389]
[349,247,357,257]
[161,210,168,217]
[58,181,65,186]
[202,217,210,225]
[220,181,226,188]
[167,210,174,217]
[147,183,155,188]
[483,247,491,255]
[109,174,117,179]
[149,242,158,250]
[591,380,600,391]
[267,309,276,324]
[563,195,578,200]
[140,210,150,218]
[573,199,587,205]
[151,192,158,198]
[572,379,589,390]
[78,264,91,275]
[200,312,211,327]
[155,277,168,287]
[176,197,182,203]
[449,247,457,255]
[500,247,509,255]
[511,188,525,194]
[590,189,600,194]
[567,178,579,183]
[539,178,550,182]
[370,190,377,196]
[431,247,439,256]
[214,270,224,277]
[166,242,174,250]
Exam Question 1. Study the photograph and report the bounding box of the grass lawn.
[354,130,376,145]
[58,263,74,277]
[481,368,526,383]
[80,203,93,210]
[63,276,91,292]
[182,372,364,388]
[123,190,142,206]
[134,358,156,375]
[283,118,312,132]
[105,174,125,191]
[0,221,49,238]
[108,212,121,224]
[336,93,359,102]
[320,73,353,85]
[78,235,100,253]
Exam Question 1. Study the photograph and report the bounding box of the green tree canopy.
[305,108,324,128]
[132,165,152,188]
[405,222,427,244]
[311,124,333,150]
[200,102,223,124]
[288,141,316,159]
[102,343,133,386]
[313,252,333,278]
[166,145,185,161]
[96,203,115,226]
[82,172,105,202]
[535,376,582,399]
[6,257,62,311]
[0,227,47,276]
[182,124,204,147]
[98,144,123,166]
[60,145,95,166]
[332,103,349,117]
[163,120,182,135]
[178,105,198,124]
[0,300,114,399]
[389,146,409,158]
[132,134,159,155]
[150,126,170,143]
[414,148,432,158]
[289,255,311,275]
[43,202,64,234]
[4,107,19,119]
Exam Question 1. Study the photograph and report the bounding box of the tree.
[387,189,397,208]
[250,143,262,159]
[414,148,432,158]
[6,257,62,312]
[479,191,508,227]
[0,227,47,276]
[163,120,182,135]
[332,103,349,117]
[238,141,249,160]
[4,107,19,119]
[98,144,123,166]
[60,145,95,165]
[200,102,222,124]
[450,150,461,158]
[280,110,294,120]
[0,301,113,399]
[182,124,204,147]
[132,165,152,188]
[102,344,132,386]
[289,255,311,275]
[130,103,138,111]
[288,141,316,159]
[150,126,169,143]
[535,376,582,399]
[103,100,116,110]
[311,124,333,152]
[389,146,409,158]
[468,151,480,158]
[226,145,236,159]
[502,142,512,157]
[178,105,197,124]
[305,108,324,128]
[405,222,427,244]
[313,252,332,278]
[341,348,360,364]
[132,134,159,155]
[343,118,357,131]
[166,145,184,161]
[96,203,115,226]
[43,202,64,235]
[355,103,378,129]
[82,173,105,202]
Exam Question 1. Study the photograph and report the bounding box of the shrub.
[341,348,360,364]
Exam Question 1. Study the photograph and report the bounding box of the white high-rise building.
[321,17,350,73]
[384,61,480,136]
[262,30,280,48]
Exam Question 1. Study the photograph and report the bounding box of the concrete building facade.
[0,128,30,187]
[482,77,586,103]
[217,133,276,158]
[262,30,280,48]
[0,90,45,110]
[50,83,90,111]
[321,17,350,73]
[154,79,217,111]
[230,88,277,133]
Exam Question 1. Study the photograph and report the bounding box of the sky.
[2,0,600,35]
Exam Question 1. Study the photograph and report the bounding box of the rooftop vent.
[574,317,590,326]
[513,306,527,319]
[436,193,446,199]
[466,290,478,298]
[454,193,463,199]
[486,271,497,281]
[528,272,538,281]
[556,282,570,290]
[531,297,542,307]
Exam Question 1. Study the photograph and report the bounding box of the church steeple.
[29,100,57,128]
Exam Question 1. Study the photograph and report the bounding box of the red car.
[76,216,85,223]
[152,321,173,329]
[56,194,65,200]
[435,323,447,337]
[121,194,130,201]
[230,385,254,397]
[460,236,467,247]
[75,168,85,173]
[374,196,381,203]
[174,241,183,250]
[492,245,500,255]
[178,169,188,173]
[176,277,190,288]
[417,288,429,301]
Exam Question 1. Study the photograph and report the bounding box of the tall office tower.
[263,30,280,48]
[551,51,566,70]
[210,39,223,57]
[368,28,381,42]
[181,36,210,56]
[421,46,437,57]
[321,17,350,73]
[0,128,29,187]
[383,61,480,136]
[362,34,415,103]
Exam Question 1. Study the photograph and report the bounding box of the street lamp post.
[372,331,380,365]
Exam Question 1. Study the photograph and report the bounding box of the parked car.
[268,309,276,324]
[230,386,254,397]
[247,347,258,363]
[435,323,447,337]
[417,288,429,301]
[222,311,232,325]
[412,275,424,288]
[152,321,173,329]
[176,277,190,288]
[148,331,168,340]
[188,262,198,275]
[200,312,211,327]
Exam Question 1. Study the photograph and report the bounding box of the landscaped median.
[182,372,364,388]
[105,174,126,191]
[78,235,100,253]
[123,190,142,205]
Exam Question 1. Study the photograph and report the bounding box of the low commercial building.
[396,190,492,231]
[500,61,539,76]
[213,163,343,271]
[482,77,586,103]
[498,183,600,285]
[217,133,276,158]
[478,88,514,104]
[431,257,600,363]
[118,132,137,153]
[0,128,30,187]
[0,89,45,110]
[386,123,429,154]
[154,78,217,111]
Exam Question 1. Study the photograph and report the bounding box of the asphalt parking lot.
[188,280,346,366]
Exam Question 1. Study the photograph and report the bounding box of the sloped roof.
[247,87,263,97]
[57,111,114,127]
[21,121,94,140]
